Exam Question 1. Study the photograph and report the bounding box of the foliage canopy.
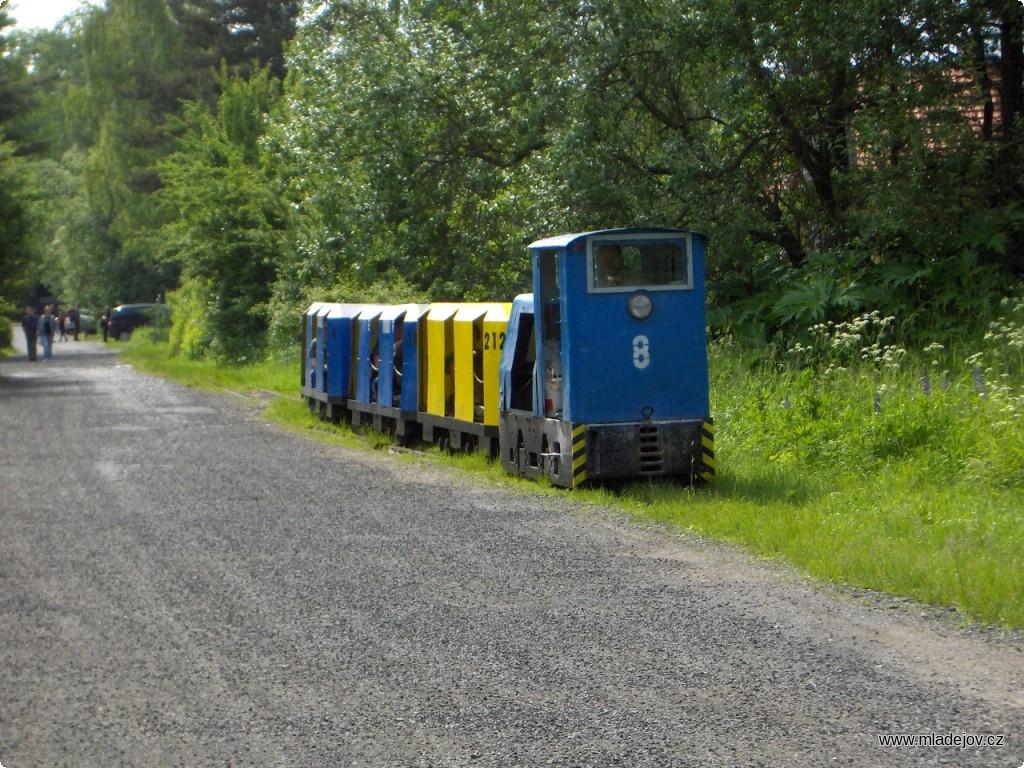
[0,0,1022,360]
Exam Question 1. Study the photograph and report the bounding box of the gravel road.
[1,334,1021,768]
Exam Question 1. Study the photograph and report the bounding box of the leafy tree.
[0,17,35,140]
[4,26,88,158]
[274,0,577,300]
[216,0,301,80]
[166,0,302,100]
[23,0,188,308]
[157,66,290,359]
[10,0,1024,360]
[0,135,35,313]
[559,0,1024,343]
[8,0,301,317]
[0,12,39,312]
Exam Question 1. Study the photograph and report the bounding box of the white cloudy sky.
[6,0,99,31]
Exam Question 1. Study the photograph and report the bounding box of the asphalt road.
[1,331,1022,767]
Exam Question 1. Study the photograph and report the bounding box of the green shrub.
[710,315,1024,490]
[167,278,215,359]
[0,316,12,350]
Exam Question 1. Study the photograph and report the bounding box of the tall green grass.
[122,334,300,394]
[121,318,1024,628]
[638,311,1024,627]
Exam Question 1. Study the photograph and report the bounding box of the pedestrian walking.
[57,309,67,341]
[38,305,56,361]
[69,305,81,340]
[21,306,40,361]
[101,305,111,342]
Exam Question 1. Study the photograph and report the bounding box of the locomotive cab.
[499,228,714,487]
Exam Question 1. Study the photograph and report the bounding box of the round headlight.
[628,292,653,320]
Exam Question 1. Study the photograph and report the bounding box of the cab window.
[590,238,691,292]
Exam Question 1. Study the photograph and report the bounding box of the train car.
[301,227,714,488]
[417,301,511,455]
[302,302,360,423]
[498,228,714,487]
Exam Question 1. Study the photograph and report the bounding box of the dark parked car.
[106,303,169,340]
[77,311,97,334]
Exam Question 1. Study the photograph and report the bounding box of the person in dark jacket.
[68,305,81,340]
[21,306,39,361]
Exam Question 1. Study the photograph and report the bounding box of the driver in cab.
[596,244,630,287]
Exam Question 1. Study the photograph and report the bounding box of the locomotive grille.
[638,423,664,474]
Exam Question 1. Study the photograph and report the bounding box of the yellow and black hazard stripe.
[571,424,588,487]
[699,419,715,481]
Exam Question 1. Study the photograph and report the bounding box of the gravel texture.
[1,335,1022,767]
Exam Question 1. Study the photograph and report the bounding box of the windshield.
[589,236,692,292]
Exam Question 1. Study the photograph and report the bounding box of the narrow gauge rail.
[302,227,714,488]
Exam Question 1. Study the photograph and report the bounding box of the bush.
[167,278,215,359]
[0,315,12,350]
[710,314,1024,490]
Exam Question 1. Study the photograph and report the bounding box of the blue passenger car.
[353,305,385,405]
[376,304,424,414]
[498,228,714,487]
[302,302,360,422]
[301,301,326,392]
[347,303,426,439]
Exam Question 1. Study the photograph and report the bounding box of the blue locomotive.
[301,227,714,488]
